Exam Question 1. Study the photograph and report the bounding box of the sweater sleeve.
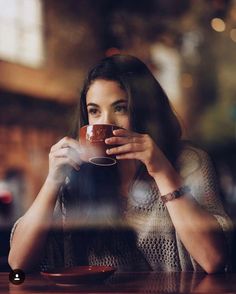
[178,146,234,271]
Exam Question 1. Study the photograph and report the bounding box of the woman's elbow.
[8,251,34,273]
[202,254,227,274]
[8,251,22,271]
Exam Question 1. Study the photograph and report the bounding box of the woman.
[8,54,232,273]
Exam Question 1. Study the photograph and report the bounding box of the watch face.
[161,193,174,204]
[161,186,191,204]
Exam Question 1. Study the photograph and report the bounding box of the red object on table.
[0,191,13,204]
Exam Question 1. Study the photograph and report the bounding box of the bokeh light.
[211,17,226,32]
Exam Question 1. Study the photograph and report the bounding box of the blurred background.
[0,0,236,270]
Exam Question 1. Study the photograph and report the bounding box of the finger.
[116,152,141,160]
[106,143,143,155]
[51,147,71,158]
[67,158,81,171]
[105,135,141,145]
[112,128,141,137]
[51,137,80,152]
[51,147,82,165]
[52,155,80,171]
[50,137,69,151]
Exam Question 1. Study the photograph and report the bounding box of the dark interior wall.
[43,0,104,70]
[0,91,74,130]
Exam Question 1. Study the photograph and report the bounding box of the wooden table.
[1,271,236,293]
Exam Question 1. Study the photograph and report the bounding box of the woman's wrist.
[160,186,191,204]
[44,175,64,193]
[45,172,65,187]
[152,166,183,195]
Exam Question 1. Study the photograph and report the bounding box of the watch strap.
[161,185,191,204]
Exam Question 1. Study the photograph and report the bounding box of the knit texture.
[11,145,233,272]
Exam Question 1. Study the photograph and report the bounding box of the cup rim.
[80,124,120,130]
[89,157,117,166]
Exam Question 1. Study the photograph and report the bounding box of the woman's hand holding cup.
[47,136,82,185]
[105,129,173,178]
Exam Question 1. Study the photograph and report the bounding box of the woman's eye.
[88,108,99,115]
[115,105,128,113]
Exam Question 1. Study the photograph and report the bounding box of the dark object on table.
[41,265,116,285]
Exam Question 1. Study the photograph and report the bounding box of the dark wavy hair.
[62,54,183,224]
[70,54,182,166]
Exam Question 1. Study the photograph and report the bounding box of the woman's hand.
[47,136,82,185]
[105,129,173,178]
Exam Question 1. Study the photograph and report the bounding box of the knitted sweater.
[11,145,233,272]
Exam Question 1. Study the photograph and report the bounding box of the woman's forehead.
[86,79,127,104]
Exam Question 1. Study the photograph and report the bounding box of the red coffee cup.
[79,124,120,166]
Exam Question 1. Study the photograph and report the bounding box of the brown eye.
[88,108,99,115]
[115,105,128,113]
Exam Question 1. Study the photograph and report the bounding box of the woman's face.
[86,79,130,130]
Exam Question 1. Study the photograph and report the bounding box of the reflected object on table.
[7,272,236,294]
[108,272,206,293]
[108,271,234,293]
[40,266,116,286]
[8,271,205,293]
[193,273,234,293]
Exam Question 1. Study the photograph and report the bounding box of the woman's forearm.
[153,168,228,274]
[8,177,62,272]
[166,195,227,273]
[8,136,82,272]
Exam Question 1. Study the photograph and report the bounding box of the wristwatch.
[161,185,191,204]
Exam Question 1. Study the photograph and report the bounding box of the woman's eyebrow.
[87,103,99,107]
[112,99,127,106]
[87,100,127,107]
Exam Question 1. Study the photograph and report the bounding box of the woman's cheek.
[120,116,130,130]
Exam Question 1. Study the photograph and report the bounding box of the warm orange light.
[230,29,236,42]
[211,18,226,32]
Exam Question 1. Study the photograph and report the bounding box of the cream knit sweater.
[11,145,233,272]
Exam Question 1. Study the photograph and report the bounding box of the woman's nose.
[101,112,115,125]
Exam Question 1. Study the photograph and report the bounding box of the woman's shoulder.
[178,141,211,161]
[177,141,213,178]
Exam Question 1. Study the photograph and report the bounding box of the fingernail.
[105,138,110,143]
[106,149,110,154]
